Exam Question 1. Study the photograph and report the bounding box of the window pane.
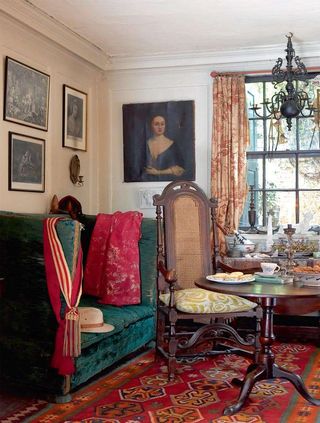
[246,82,263,117]
[266,118,298,151]
[247,157,263,189]
[278,119,297,151]
[267,118,297,151]
[266,191,296,226]
[299,117,320,150]
[298,79,317,104]
[298,157,320,188]
[266,157,296,189]
[299,191,320,224]
[248,120,264,151]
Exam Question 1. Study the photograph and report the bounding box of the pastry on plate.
[214,273,226,279]
[229,271,244,277]
[239,273,253,279]
[224,274,239,280]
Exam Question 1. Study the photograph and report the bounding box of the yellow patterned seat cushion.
[159,288,257,313]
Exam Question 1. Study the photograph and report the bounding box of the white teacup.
[261,262,280,275]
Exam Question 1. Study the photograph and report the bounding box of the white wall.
[106,67,213,217]
[0,12,104,215]
[105,60,320,218]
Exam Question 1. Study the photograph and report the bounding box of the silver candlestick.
[283,224,296,276]
[247,185,258,233]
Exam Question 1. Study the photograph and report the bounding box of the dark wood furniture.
[196,277,320,415]
[153,181,261,381]
[222,257,320,343]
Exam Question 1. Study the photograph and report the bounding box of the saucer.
[255,272,279,278]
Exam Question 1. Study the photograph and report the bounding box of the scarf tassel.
[63,307,81,357]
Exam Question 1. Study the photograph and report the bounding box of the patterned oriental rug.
[2,343,320,423]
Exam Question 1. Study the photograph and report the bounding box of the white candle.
[266,214,273,250]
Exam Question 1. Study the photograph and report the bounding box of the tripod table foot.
[223,365,266,415]
[274,365,320,406]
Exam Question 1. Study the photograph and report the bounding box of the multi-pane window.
[240,73,320,229]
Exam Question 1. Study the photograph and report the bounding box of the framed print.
[138,188,162,208]
[9,132,45,192]
[63,85,87,151]
[122,100,195,182]
[4,57,50,131]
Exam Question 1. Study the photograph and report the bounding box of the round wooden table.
[195,278,320,415]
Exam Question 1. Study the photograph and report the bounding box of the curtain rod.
[210,67,320,78]
[210,70,268,77]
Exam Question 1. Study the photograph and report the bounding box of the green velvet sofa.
[0,211,157,401]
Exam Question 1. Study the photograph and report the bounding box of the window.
[240,73,320,229]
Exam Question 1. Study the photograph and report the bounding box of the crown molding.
[0,0,110,69]
[106,41,320,71]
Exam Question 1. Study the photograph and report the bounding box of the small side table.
[195,278,320,415]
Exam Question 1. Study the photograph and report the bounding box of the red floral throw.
[83,211,143,305]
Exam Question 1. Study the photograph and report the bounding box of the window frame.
[244,72,320,227]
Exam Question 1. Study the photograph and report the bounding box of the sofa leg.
[63,375,71,394]
[54,393,72,403]
[53,375,72,403]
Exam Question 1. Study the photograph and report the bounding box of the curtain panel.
[211,74,249,255]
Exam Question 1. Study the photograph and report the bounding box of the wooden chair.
[153,180,261,380]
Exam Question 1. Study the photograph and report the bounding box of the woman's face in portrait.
[151,116,166,136]
[71,102,78,117]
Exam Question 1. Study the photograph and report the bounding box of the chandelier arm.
[272,58,286,84]
[248,107,265,119]
[263,101,277,117]
[299,106,314,118]
[294,57,308,80]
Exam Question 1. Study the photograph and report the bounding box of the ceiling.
[5,0,320,69]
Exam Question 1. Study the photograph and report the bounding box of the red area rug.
[0,391,47,422]
[2,343,320,423]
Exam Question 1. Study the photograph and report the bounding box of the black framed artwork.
[9,132,45,192]
[4,57,50,131]
[63,85,87,151]
[122,100,195,182]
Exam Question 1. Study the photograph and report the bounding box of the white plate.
[206,275,255,284]
[303,281,320,286]
[255,272,279,278]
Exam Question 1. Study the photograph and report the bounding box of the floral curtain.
[211,74,250,255]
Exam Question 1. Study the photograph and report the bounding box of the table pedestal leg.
[274,365,320,406]
[223,297,320,416]
[224,364,266,415]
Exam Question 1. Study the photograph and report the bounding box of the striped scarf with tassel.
[45,217,83,359]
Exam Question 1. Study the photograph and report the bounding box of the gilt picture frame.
[4,57,50,131]
[9,132,45,192]
[63,85,87,151]
[122,100,195,182]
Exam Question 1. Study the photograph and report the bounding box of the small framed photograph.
[4,57,50,131]
[138,188,163,208]
[63,85,87,151]
[9,132,45,192]
[122,100,195,182]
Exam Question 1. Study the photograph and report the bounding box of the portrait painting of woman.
[123,100,195,182]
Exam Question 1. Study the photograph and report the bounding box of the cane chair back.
[153,181,261,380]
[158,183,217,292]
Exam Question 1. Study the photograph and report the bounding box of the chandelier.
[250,33,316,131]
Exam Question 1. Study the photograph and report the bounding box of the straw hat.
[79,307,114,333]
